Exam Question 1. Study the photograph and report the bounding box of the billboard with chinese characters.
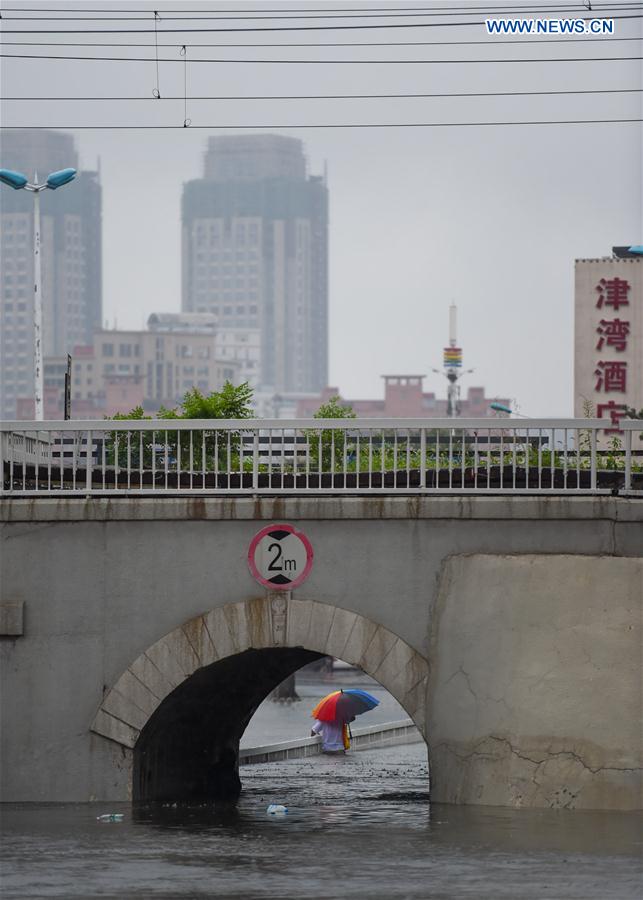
[575,255,642,442]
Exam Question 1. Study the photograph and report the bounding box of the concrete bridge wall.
[0,496,641,809]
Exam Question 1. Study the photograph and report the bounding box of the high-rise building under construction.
[181,134,328,394]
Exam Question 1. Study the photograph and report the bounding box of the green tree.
[107,382,254,470]
[313,396,356,421]
[308,395,356,471]
[180,382,254,420]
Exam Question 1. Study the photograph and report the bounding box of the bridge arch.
[91,595,429,801]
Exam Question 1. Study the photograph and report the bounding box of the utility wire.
[3,3,641,18]
[153,10,161,98]
[2,52,639,63]
[3,6,641,20]
[2,35,640,47]
[3,119,640,129]
[2,88,640,101]
[3,13,641,32]
[4,3,641,11]
[180,44,190,126]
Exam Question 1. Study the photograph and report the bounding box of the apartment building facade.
[19,325,240,419]
[181,134,328,395]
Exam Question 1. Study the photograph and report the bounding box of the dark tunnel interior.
[133,647,324,802]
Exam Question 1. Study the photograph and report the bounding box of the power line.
[3,3,641,17]
[2,52,640,63]
[2,35,640,47]
[4,3,640,11]
[3,6,641,20]
[3,88,640,101]
[3,13,641,33]
[2,119,640,129]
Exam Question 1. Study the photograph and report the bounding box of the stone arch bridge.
[0,495,641,810]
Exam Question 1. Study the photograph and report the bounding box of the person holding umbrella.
[310,688,379,754]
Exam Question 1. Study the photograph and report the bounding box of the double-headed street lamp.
[0,167,76,420]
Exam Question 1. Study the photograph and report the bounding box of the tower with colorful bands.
[445,304,461,417]
[443,346,462,368]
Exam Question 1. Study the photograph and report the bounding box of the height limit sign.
[248,524,313,591]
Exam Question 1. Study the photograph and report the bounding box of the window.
[102,343,114,357]
[119,344,132,357]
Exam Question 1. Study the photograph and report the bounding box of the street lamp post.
[0,167,76,420]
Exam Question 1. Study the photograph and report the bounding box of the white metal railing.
[1,418,641,496]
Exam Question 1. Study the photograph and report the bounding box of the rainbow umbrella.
[311,688,379,723]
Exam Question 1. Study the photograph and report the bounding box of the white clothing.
[311,719,344,752]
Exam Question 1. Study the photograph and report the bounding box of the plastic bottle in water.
[96,813,124,822]
[266,804,288,815]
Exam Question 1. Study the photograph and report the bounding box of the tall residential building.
[575,247,642,434]
[181,134,328,394]
[0,129,102,418]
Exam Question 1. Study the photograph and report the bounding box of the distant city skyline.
[1,0,640,417]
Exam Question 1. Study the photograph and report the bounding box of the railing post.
[0,432,6,496]
[590,427,597,492]
[86,430,92,492]
[419,428,426,489]
[253,429,259,491]
[624,427,632,492]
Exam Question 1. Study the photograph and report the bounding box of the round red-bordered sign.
[248,523,313,591]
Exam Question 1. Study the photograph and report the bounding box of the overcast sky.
[1,0,641,414]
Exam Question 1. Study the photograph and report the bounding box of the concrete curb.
[2,495,641,523]
[239,718,422,764]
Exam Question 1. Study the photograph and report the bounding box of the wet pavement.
[2,744,641,899]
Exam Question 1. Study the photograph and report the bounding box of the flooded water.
[2,744,641,899]
[2,672,641,898]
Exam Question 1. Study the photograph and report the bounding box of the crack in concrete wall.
[427,554,643,810]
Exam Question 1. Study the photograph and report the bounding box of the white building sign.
[574,253,642,436]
